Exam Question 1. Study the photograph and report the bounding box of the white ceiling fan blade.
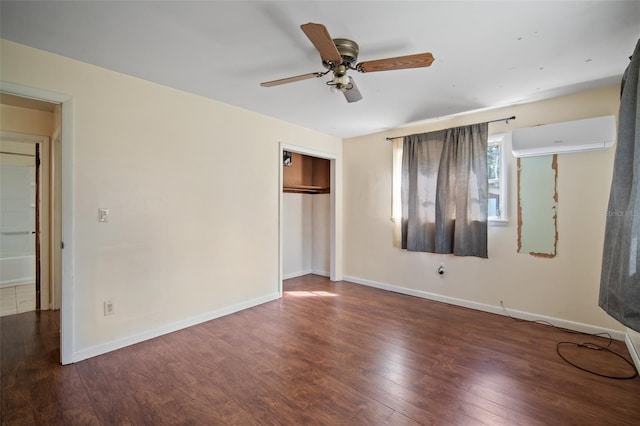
[343,77,363,103]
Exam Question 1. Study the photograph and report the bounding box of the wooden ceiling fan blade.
[300,22,342,63]
[343,78,363,103]
[260,72,324,87]
[357,52,434,73]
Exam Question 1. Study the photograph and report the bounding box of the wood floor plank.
[2,275,639,425]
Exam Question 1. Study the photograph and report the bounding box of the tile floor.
[0,283,35,317]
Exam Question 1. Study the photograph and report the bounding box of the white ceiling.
[1,1,638,138]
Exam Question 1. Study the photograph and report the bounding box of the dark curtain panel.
[599,39,640,332]
[401,123,488,258]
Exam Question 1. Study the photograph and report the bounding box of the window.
[391,132,509,224]
[391,138,403,223]
[487,133,509,222]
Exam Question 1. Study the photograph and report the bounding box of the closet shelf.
[282,152,330,195]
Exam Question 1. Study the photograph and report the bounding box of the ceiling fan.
[260,22,435,103]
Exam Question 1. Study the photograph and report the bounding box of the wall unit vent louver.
[511,115,616,157]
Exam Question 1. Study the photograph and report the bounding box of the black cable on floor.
[500,301,639,380]
[556,341,638,380]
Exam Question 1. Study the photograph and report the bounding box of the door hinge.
[61,241,64,249]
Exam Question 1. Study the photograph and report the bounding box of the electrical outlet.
[104,300,115,316]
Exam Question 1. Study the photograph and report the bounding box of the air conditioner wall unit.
[511,115,616,157]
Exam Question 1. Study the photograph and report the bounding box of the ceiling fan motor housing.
[323,38,360,70]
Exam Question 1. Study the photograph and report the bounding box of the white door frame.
[278,143,342,296]
[1,81,75,365]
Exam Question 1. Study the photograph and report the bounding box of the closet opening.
[278,144,339,296]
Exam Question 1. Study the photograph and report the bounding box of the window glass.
[488,133,509,222]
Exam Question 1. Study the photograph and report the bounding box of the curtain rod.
[385,115,516,141]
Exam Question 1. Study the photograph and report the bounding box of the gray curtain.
[599,39,640,332]
[401,123,488,258]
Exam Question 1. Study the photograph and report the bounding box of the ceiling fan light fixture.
[327,75,353,92]
[336,75,350,88]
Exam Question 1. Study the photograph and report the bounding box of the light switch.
[98,208,109,222]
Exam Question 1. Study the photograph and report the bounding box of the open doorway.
[0,84,73,364]
[0,131,50,315]
[278,143,341,296]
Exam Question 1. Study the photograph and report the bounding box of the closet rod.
[385,115,516,141]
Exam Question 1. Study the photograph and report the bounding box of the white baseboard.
[73,292,281,363]
[283,269,313,280]
[283,269,329,279]
[343,275,627,341]
[625,332,640,373]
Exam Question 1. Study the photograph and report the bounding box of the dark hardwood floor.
[2,274,639,425]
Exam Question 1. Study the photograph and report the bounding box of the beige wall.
[343,86,623,332]
[0,104,54,136]
[1,39,341,359]
[282,193,330,279]
[282,193,313,278]
[312,193,331,275]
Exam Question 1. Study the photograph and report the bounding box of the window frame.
[487,132,510,224]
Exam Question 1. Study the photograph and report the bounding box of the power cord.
[499,301,638,380]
